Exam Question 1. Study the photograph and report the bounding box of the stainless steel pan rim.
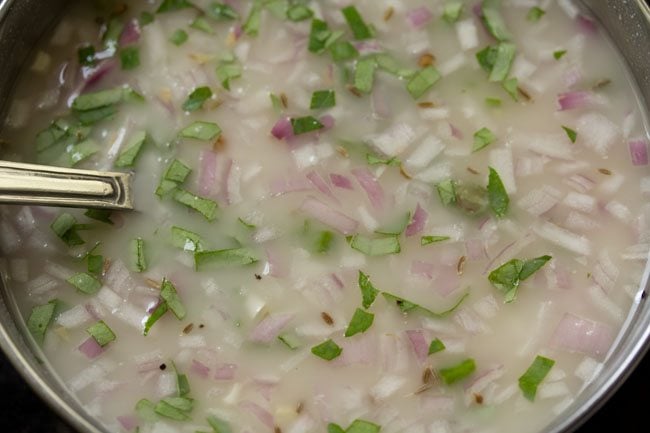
[0,1,649,432]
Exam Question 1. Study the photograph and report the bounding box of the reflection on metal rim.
[0,1,648,433]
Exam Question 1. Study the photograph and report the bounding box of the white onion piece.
[563,192,596,213]
[370,375,407,402]
[239,401,275,429]
[517,185,562,216]
[405,329,429,363]
[299,197,359,235]
[0,219,22,254]
[489,148,516,194]
[574,356,603,382]
[455,19,478,51]
[549,313,614,359]
[404,136,445,171]
[576,112,620,157]
[534,221,591,256]
[629,138,649,165]
[587,285,623,320]
[352,168,385,210]
[249,314,293,343]
[57,304,92,328]
[366,123,415,157]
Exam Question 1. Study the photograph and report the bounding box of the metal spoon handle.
[0,161,133,210]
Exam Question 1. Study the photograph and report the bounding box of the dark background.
[0,348,648,432]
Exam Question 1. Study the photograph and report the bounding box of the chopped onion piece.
[300,197,359,235]
[628,138,649,166]
[249,314,293,343]
[549,313,614,359]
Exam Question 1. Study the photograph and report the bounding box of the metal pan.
[0,1,648,432]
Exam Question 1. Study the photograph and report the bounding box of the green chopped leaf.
[407,66,441,99]
[78,45,95,66]
[278,331,302,350]
[291,116,324,135]
[173,189,219,221]
[502,77,519,101]
[428,338,446,355]
[115,130,147,167]
[562,125,577,143]
[216,58,242,90]
[553,49,567,60]
[436,179,456,206]
[488,255,552,302]
[131,237,147,272]
[382,292,468,317]
[180,121,222,141]
[243,0,263,36]
[327,424,346,433]
[439,358,476,384]
[120,46,140,70]
[315,230,335,253]
[51,213,84,246]
[76,106,117,125]
[194,248,258,269]
[191,16,214,34]
[287,5,313,21]
[346,419,381,433]
[36,120,68,152]
[207,3,239,20]
[170,29,189,45]
[354,57,377,94]
[164,159,192,183]
[174,362,191,396]
[489,42,516,82]
[487,167,509,218]
[342,5,373,40]
[86,320,116,346]
[455,183,489,215]
[183,86,213,112]
[72,87,128,111]
[310,89,336,109]
[344,308,374,337]
[157,0,192,13]
[442,1,463,23]
[485,97,502,107]
[329,40,359,62]
[358,271,379,309]
[207,415,233,433]
[350,234,400,256]
[308,19,331,54]
[66,139,99,165]
[265,0,289,18]
[375,212,410,235]
[154,397,194,421]
[366,154,399,166]
[311,339,343,360]
[135,398,157,422]
[103,17,124,51]
[87,253,104,275]
[171,226,203,252]
[140,11,155,26]
[238,216,256,229]
[155,179,178,197]
[144,302,168,336]
[67,272,101,295]
[27,300,58,343]
[481,0,511,41]
[375,53,415,78]
[472,127,496,152]
[527,6,545,22]
[519,355,555,401]
[421,235,450,245]
[270,93,283,113]
[160,278,186,320]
